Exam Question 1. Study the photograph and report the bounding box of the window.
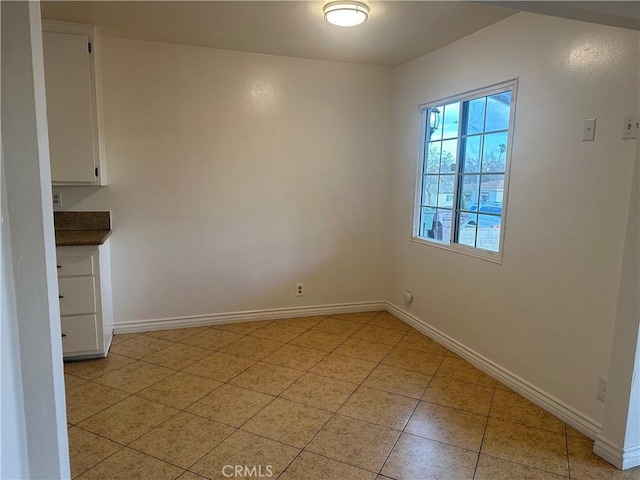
[413,80,517,261]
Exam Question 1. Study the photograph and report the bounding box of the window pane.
[419,206,436,238]
[479,174,505,208]
[457,214,477,247]
[466,97,485,135]
[476,214,501,252]
[424,142,441,174]
[415,82,515,256]
[442,102,460,139]
[461,135,481,173]
[482,132,508,173]
[427,106,443,141]
[440,139,457,173]
[431,208,453,242]
[421,175,439,206]
[437,175,455,208]
[459,174,480,210]
[485,91,511,132]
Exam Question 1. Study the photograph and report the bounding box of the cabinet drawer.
[61,315,98,354]
[56,254,94,277]
[59,277,96,315]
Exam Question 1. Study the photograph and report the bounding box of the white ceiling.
[40,1,516,67]
[485,1,640,31]
[40,1,639,67]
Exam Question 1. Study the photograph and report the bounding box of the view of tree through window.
[415,82,515,257]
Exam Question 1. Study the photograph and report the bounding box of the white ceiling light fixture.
[324,1,369,27]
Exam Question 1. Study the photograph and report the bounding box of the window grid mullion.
[475,97,492,231]
[461,128,508,139]
[422,174,436,209]
[452,98,468,244]
[460,171,505,176]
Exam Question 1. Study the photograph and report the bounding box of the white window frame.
[411,79,518,263]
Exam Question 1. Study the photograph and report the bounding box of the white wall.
[1,1,69,477]
[60,38,392,324]
[389,13,639,427]
[1,117,29,480]
[596,144,640,468]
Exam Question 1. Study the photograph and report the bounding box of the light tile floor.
[64,311,640,480]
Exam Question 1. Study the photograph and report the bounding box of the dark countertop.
[54,211,110,231]
[54,211,112,246]
[56,229,112,246]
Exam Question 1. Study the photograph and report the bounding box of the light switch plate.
[623,115,639,139]
[582,118,596,141]
[52,190,62,208]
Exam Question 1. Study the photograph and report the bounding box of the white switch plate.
[582,118,596,141]
[52,190,62,208]
[623,115,639,139]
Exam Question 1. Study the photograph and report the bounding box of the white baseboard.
[113,301,386,334]
[386,302,602,441]
[594,438,640,470]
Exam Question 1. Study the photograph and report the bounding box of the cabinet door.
[61,315,99,355]
[59,277,97,315]
[43,31,97,183]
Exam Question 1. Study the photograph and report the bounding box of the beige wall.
[60,38,393,323]
[389,12,639,425]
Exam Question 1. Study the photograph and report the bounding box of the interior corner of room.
[2,0,639,478]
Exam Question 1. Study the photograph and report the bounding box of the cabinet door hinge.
[88,42,92,53]
[95,167,99,177]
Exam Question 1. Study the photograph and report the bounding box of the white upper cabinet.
[42,22,106,185]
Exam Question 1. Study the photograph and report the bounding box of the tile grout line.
[68,425,128,479]
[76,312,421,477]
[473,386,574,479]
[70,316,536,478]
[75,311,575,480]
[291,317,416,475]
[73,409,219,479]
[376,329,443,478]
[74,344,265,478]
[196,316,382,478]
[70,327,268,478]
[267,311,399,477]
[565,423,572,479]
[471,383,497,479]
[130,314,422,474]
[478,453,574,479]
[178,313,376,477]
[84,315,601,480]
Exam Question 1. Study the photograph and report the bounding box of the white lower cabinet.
[61,315,99,353]
[59,277,97,315]
[57,240,113,358]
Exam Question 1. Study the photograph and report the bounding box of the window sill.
[409,236,503,265]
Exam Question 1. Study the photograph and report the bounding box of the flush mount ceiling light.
[324,1,369,27]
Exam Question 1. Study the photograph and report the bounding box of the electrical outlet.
[597,378,607,402]
[52,190,63,208]
[622,115,639,139]
[582,118,596,141]
[296,283,304,297]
